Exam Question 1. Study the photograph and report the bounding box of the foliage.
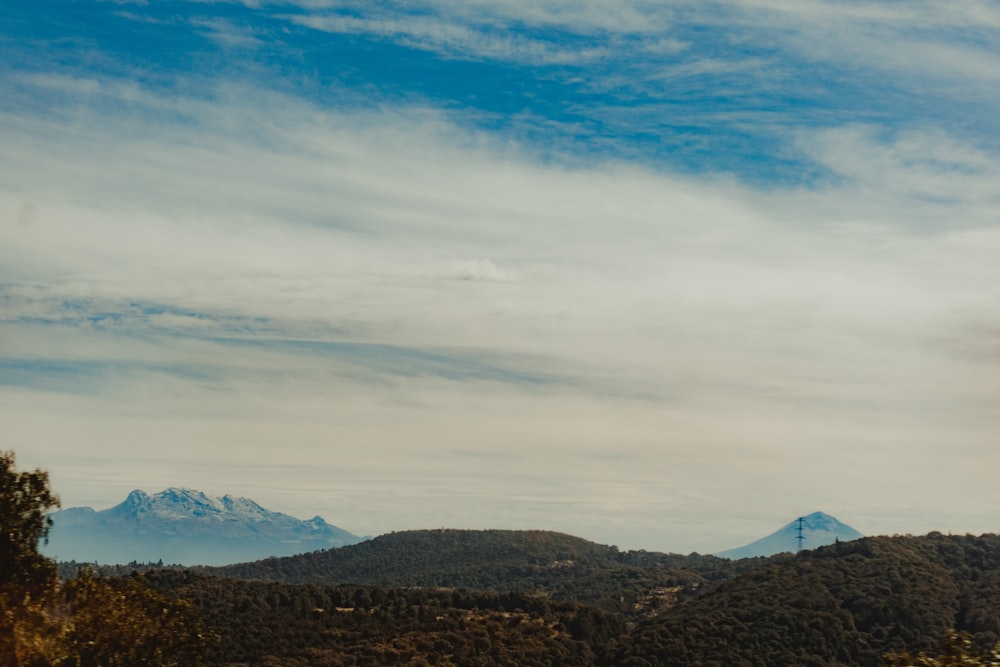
[0,451,60,595]
[143,569,622,666]
[0,582,65,667]
[0,451,62,666]
[882,631,1000,666]
[0,451,207,667]
[56,568,207,667]
[135,533,1000,666]
[615,535,1000,666]
[201,528,749,618]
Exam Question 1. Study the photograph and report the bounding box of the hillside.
[202,528,749,615]
[134,532,1000,666]
[617,532,1000,666]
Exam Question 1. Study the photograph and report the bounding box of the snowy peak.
[156,488,228,516]
[117,489,152,513]
[716,511,863,560]
[143,488,268,522]
[105,487,293,525]
[45,488,365,566]
[218,493,272,522]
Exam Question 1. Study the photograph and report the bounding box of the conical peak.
[717,512,863,559]
[794,512,850,531]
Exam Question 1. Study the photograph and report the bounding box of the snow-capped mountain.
[44,488,365,566]
[715,512,863,559]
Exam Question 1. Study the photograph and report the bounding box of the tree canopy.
[0,451,60,593]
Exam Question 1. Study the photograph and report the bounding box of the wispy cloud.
[3,79,996,411]
[2,0,998,549]
[286,14,611,64]
[271,0,1000,87]
[799,125,1000,206]
[278,0,674,34]
[710,0,1000,91]
[190,16,264,48]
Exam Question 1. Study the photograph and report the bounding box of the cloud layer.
[2,1,998,551]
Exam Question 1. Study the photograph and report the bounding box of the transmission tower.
[796,516,805,552]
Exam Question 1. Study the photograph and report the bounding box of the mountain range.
[716,511,864,559]
[44,486,860,568]
[44,488,364,566]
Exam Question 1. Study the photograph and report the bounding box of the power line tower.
[796,516,806,552]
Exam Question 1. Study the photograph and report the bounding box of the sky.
[2,0,998,554]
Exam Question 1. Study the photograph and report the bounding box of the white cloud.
[722,0,1000,31]
[190,16,264,48]
[797,125,1000,208]
[113,11,174,25]
[2,76,998,550]
[220,0,1000,159]
[446,259,511,282]
[3,78,996,390]
[710,0,1000,92]
[280,0,673,34]
[286,14,610,64]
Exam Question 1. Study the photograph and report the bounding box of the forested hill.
[208,529,622,584]
[615,532,1000,666]
[139,532,1000,666]
[201,529,748,614]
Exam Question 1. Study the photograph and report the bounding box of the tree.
[0,451,207,666]
[59,568,206,667]
[1,451,63,666]
[0,450,60,593]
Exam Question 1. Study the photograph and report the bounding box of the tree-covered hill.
[208,529,621,584]
[120,532,1000,666]
[192,529,1000,665]
[615,533,1000,667]
[201,528,748,616]
[43,529,1000,666]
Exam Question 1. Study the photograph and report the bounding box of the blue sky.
[2,0,999,553]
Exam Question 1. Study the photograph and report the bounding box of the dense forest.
[6,450,1000,666]
[55,531,1000,666]
[143,570,623,666]
[199,528,756,617]
[616,533,1000,666]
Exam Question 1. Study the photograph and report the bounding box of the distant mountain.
[716,511,863,559]
[44,488,365,566]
